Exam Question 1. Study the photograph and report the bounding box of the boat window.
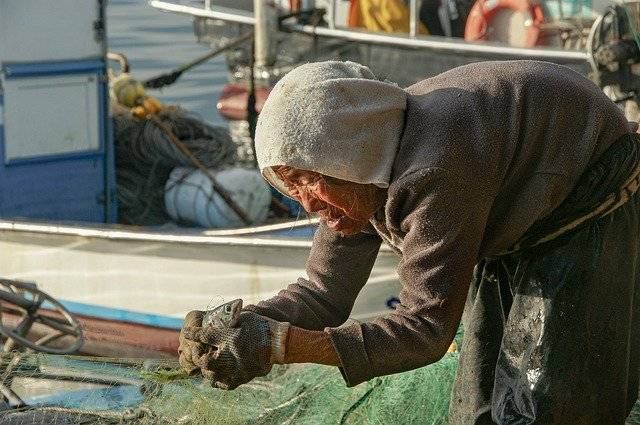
[2,74,100,162]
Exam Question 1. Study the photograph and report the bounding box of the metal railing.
[148,0,589,62]
[151,0,256,25]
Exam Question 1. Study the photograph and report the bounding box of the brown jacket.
[246,60,630,386]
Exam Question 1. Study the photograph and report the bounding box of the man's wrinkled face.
[271,166,386,235]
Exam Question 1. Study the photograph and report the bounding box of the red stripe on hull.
[2,309,179,358]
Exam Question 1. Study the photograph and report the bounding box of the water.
[107,0,228,126]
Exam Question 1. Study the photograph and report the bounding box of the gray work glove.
[178,310,206,376]
[180,308,289,390]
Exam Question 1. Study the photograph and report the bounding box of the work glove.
[180,305,289,390]
[178,310,206,376]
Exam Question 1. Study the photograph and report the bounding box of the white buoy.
[164,167,272,228]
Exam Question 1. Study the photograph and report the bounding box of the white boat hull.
[0,219,401,333]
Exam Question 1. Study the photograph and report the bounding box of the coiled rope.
[113,107,237,225]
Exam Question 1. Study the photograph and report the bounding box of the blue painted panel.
[5,151,104,167]
[57,299,184,330]
[2,60,105,79]
[0,93,3,173]
[0,59,116,222]
[0,157,108,221]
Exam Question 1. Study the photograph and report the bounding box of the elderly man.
[179,60,640,423]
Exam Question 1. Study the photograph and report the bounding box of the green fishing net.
[0,352,458,424]
[1,350,639,424]
[143,354,459,425]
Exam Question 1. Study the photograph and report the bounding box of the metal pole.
[205,0,211,9]
[442,0,452,37]
[253,0,270,67]
[409,0,418,38]
[328,0,337,29]
[248,37,259,168]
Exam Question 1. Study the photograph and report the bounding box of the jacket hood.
[255,61,407,196]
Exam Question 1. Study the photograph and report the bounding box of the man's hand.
[181,311,278,390]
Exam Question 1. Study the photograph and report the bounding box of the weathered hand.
[178,310,207,376]
[182,311,277,390]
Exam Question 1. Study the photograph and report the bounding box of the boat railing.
[148,0,590,63]
[0,217,400,252]
[0,218,318,248]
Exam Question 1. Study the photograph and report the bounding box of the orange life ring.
[464,0,544,47]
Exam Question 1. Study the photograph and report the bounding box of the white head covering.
[254,61,407,195]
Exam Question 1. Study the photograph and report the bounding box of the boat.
[1,0,637,358]
[149,0,640,123]
[0,218,400,357]
[0,1,401,358]
[1,1,639,418]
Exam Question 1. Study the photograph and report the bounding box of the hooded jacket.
[255,60,407,192]
[249,60,630,386]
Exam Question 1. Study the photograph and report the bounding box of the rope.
[113,107,237,225]
[622,2,640,53]
[148,114,252,225]
[114,107,235,169]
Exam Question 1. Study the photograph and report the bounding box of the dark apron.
[449,133,640,424]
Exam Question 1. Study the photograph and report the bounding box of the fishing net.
[0,329,639,424]
[0,351,458,424]
[113,107,237,226]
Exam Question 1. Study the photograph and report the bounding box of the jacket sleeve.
[326,168,494,386]
[244,221,383,330]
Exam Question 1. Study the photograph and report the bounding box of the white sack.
[165,167,272,228]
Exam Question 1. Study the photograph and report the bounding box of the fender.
[464,0,544,47]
